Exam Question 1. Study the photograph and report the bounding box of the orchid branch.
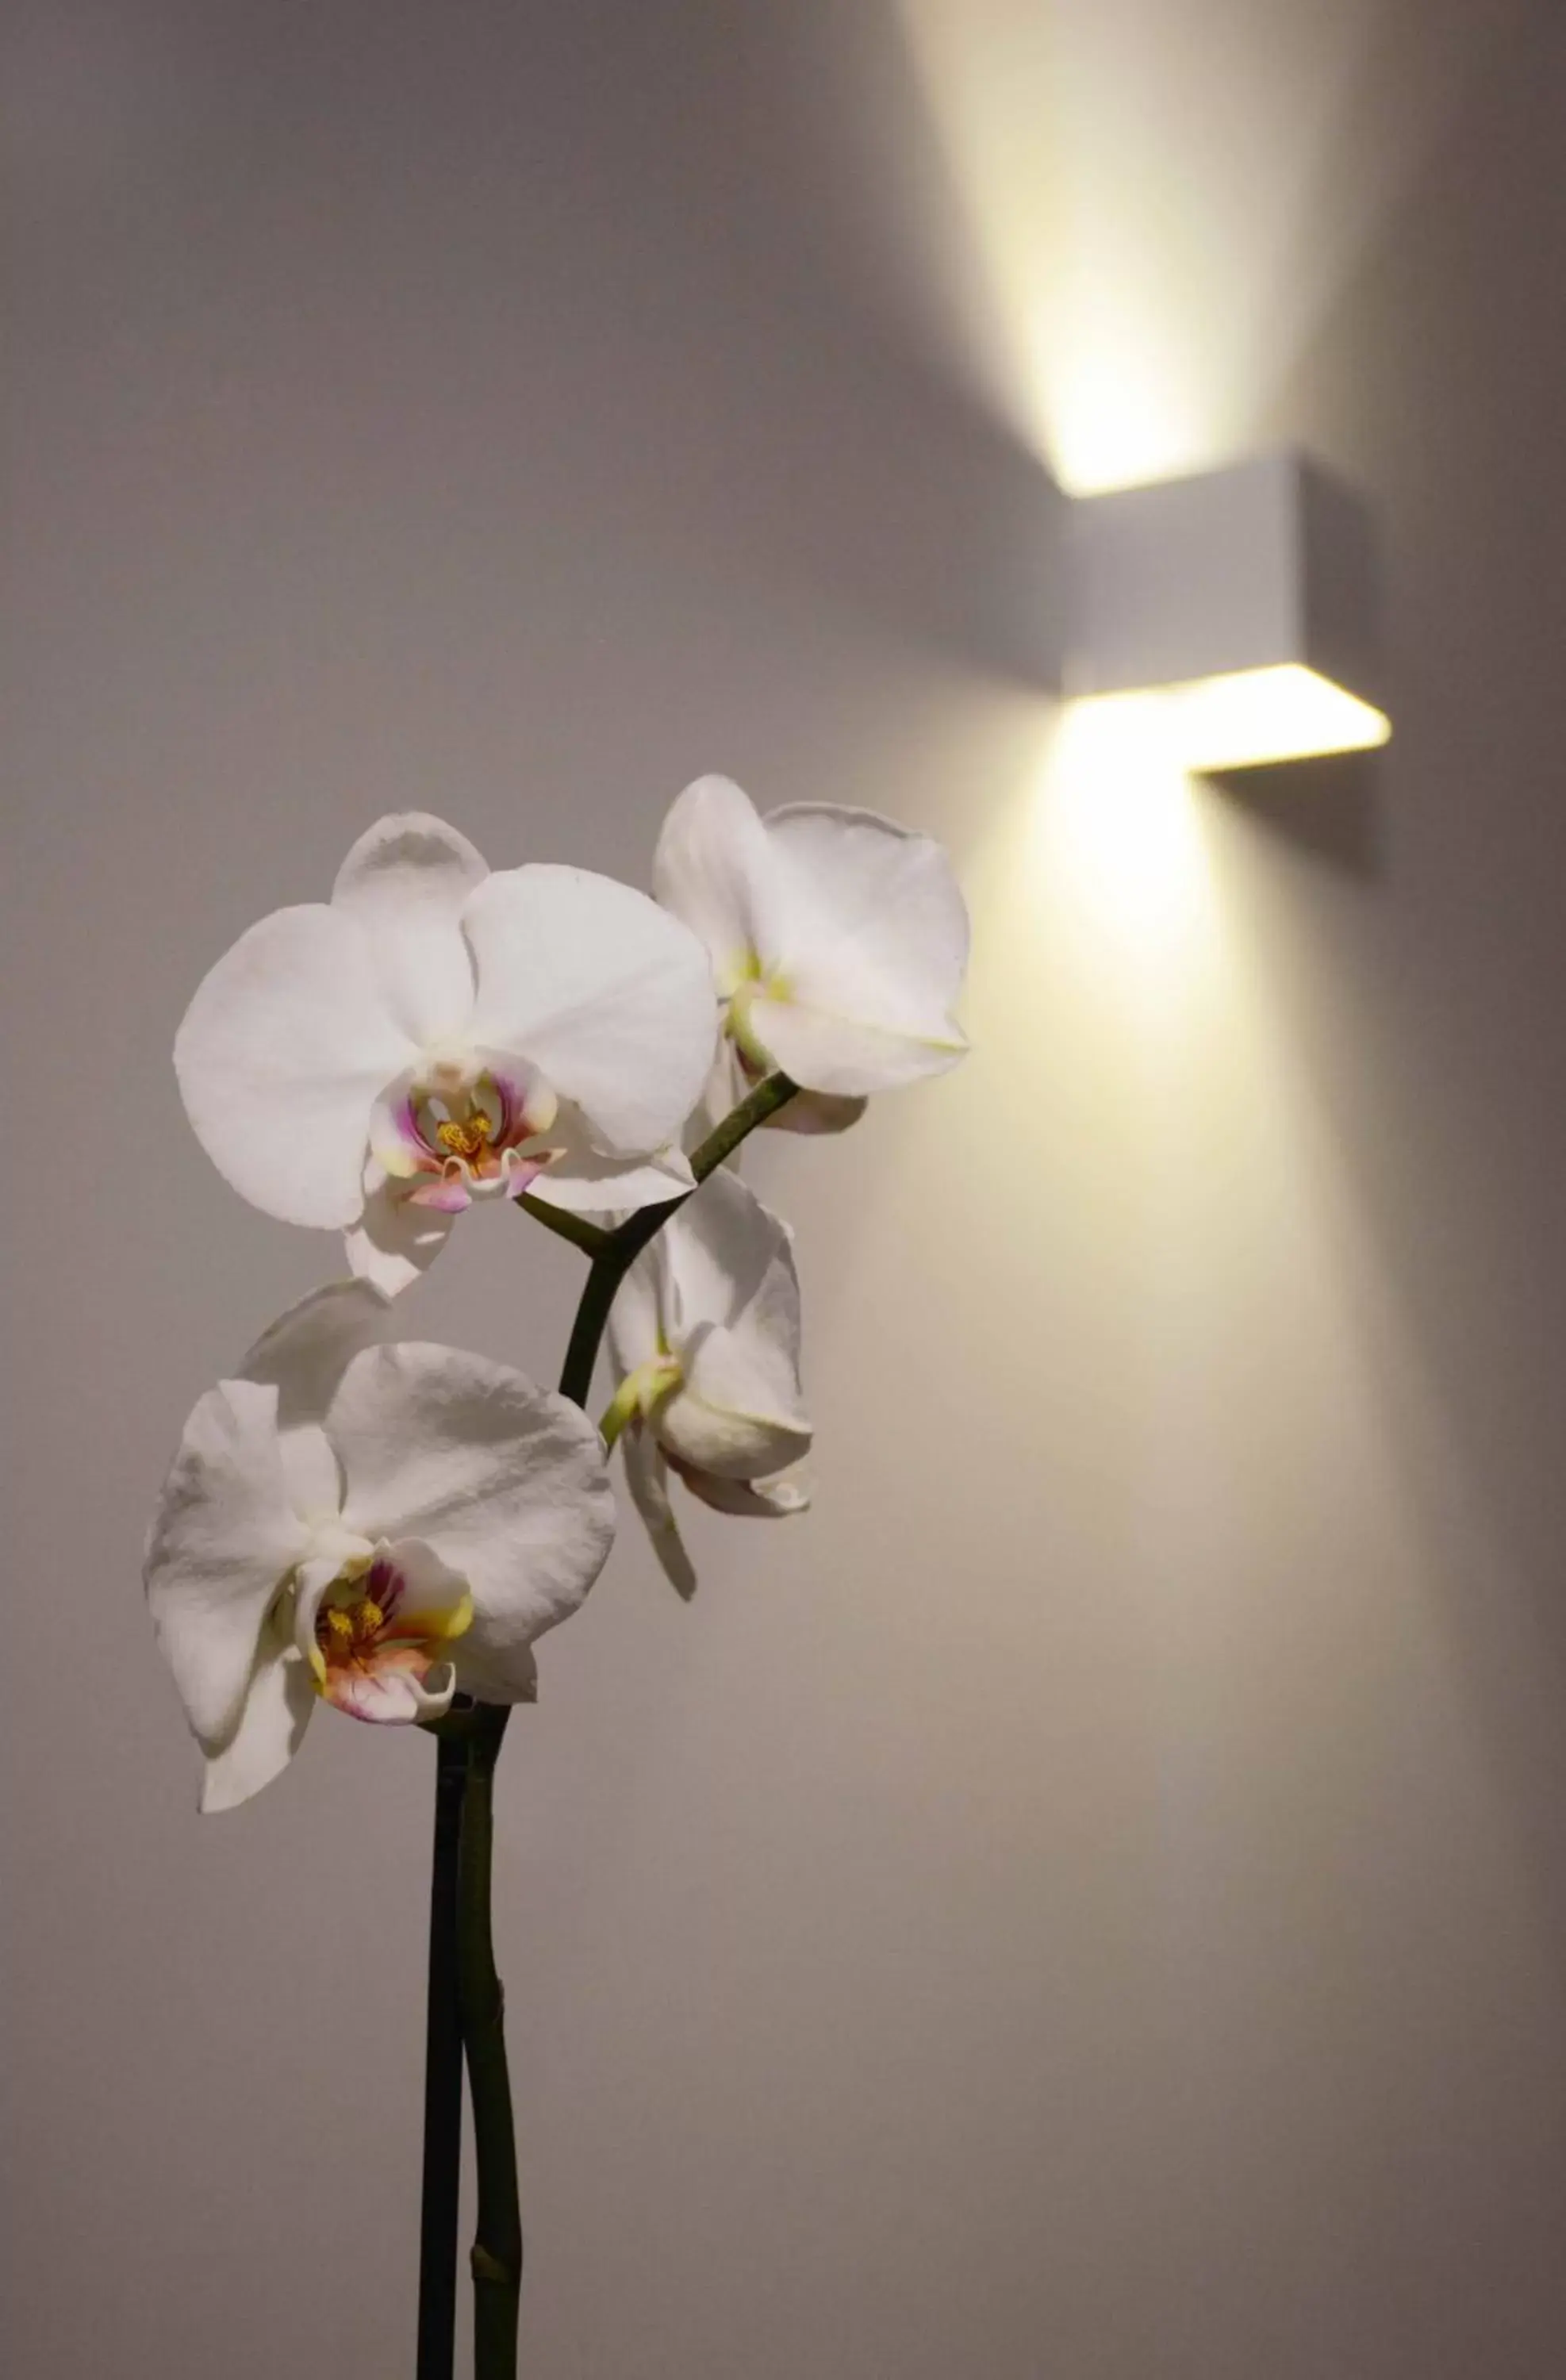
[686,1068,800,1184]
[458,1702,524,2380]
[558,1069,799,1408]
[437,1069,798,2376]
[516,1065,800,1268]
[514,1195,611,1260]
[416,1735,467,2380]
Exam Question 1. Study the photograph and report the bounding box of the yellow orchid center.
[306,1553,474,1723]
[435,1110,496,1161]
[727,974,788,1073]
[317,1595,387,1660]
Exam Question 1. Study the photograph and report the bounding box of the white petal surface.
[661,1329,812,1480]
[200,1636,317,1814]
[335,1662,459,1725]
[743,995,966,1096]
[345,1175,459,1296]
[239,1280,396,1429]
[767,804,969,1035]
[652,775,782,992]
[649,1173,810,1478]
[326,1345,616,1657]
[658,1166,785,1338]
[623,1429,697,1600]
[144,1380,310,1749]
[271,1422,342,1526]
[464,866,717,1154]
[605,1242,667,1378]
[331,812,487,1046]
[238,1279,396,1515]
[676,1459,813,1518]
[528,1139,693,1218]
[449,1639,539,1706]
[377,1534,474,1627]
[175,904,415,1227]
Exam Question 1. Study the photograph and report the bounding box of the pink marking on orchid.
[371,1060,561,1217]
[407,1177,474,1213]
[310,1553,473,1726]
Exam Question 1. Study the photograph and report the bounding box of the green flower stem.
[514,1194,610,1260]
[558,1069,800,1409]
[427,1070,799,2379]
[687,1067,801,1186]
[416,1733,467,2380]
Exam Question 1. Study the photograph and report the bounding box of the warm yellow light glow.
[891,3,1484,501]
[1067,666,1391,777]
[1036,694,1215,977]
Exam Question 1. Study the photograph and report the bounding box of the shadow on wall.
[2,0,1068,889]
[1207,751,1384,881]
[1224,5,1566,1965]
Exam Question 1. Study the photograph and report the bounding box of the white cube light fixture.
[1067,452,1391,774]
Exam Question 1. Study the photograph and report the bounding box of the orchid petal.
[330,812,486,1046]
[742,995,965,1096]
[623,1428,697,1600]
[450,1640,539,1707]
[238,1280,395,1430]
[464,865,717,1154]
[528,1135,694,1218]
[675,1457,813,1518]
[657,786,969,1098]
[327,1655,459,1725]
[270,1422,341,1526]
[175,904,415,1226]
[616,1171,811,1481]
[144,1380,310,1749]
[237,1280,396,1511]
[655,1166,789,1338]
[605,1243,667,1380]
[324,1345,615,1682]
[651,775,784,995]
[345,1175,459,1298]
[662,1324,812,1480]
[370,1536,474,1639]
[199,1634,317,1814]
[767,803,969,1040]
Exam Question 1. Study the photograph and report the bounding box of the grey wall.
[6,3,1566,2374]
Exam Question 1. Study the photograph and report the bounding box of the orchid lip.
[370,1055,561,1209]
[305,1547,474,1726]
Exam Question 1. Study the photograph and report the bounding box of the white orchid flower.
[144,1282,615,1813]
[605,1169,811,1596]
[653,775,969,1138]
[175,814,719,1294]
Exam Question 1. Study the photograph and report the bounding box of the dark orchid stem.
[458,1702,524,2380]
[416,1732,468,2380]
[514,1194,610,1259]
[425,1069,799,2378]
[557,1070,799,1409]
[686,1068,800,1184]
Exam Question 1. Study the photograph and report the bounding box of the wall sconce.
[1067,453,1390,773]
